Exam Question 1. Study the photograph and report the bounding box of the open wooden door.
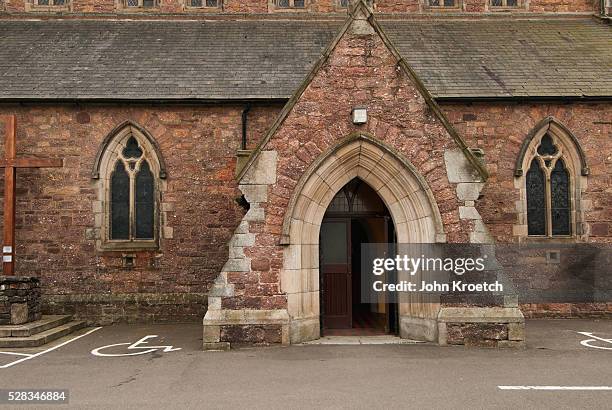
[320,218,352,329]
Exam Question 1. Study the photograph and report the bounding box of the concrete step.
[0,315,73,338]
[0,320,87,348]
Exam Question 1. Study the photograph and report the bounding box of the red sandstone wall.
[0,103,280,323]
[219,21,477,313]
[0,0,599,14]
[376,0,420,12]
[442,102,612,243]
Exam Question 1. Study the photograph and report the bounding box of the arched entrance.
[320,178,398,335]
[280,134,445,344]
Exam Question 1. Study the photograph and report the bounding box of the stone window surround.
[513,118,589,242]
[268,0,310,12]
[25,0,71,11]
[184,0,221,10]
[115,0,160,12]
[486,0,528,12]
[423,0,463,10]
[336,0,352,9]
[91,122,172,252]
[489,0,522,8]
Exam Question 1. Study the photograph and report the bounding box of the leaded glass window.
[274,0,306,8]
[33,0,67,5]
[188,0,218,6]
[525,133,572,237]
[111,162,130,240]
[428,0,459,7]
[491,0,519,7]
[526,160,545,236]
[551,159,570,236]
[109,136,157,242]
[125,0,158,8]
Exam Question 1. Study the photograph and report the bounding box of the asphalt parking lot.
[0,319,610,409]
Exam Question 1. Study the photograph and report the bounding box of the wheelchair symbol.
[577,332,612,351]
[91,335,182,357]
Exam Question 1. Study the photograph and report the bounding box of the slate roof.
[0,18,610,101]
[384,19,612,100]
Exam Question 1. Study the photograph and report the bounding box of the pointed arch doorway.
[320,178,398,336]
[280,135,445,344]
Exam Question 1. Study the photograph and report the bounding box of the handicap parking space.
[0,323,202,369]
[83,323,203,356]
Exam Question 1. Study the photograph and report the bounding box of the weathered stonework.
[205,2,526,349]
[0,276,41,325]
[203,151,290,350]
[443,103,611,245]
[0,0,608,347]
[438,307,525,348]
[443,103,612,317]
[0,103,280,324]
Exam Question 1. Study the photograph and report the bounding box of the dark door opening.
[320,178,398,336]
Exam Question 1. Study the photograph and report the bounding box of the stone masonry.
[0,276,42,325]
[0,0,608,334]
[0,103,280,324]
[203,1,528,348]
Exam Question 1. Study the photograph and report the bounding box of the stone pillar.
[0,276,42,325]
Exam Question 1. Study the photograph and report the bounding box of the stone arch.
[514,116,589,177]
[92,120,168,180]
[513,117,589,239]
[280,133,445,343]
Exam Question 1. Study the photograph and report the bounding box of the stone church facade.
[0,0,610,348]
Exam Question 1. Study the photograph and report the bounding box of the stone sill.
[438,307,525,323]
[203,309,290,325]
[99,240,159,252]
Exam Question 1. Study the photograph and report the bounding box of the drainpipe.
[241,105,251,150]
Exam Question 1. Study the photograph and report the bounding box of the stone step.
[0,320,87,348]
[0,315,73,338]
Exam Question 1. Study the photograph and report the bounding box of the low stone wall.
[438,307,525,348]
[0,276,42,325]
[43,293,206,325]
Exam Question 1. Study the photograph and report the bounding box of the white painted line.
[499,386,612,391]
[578,332,612,351]
[0,327,102,369]
[0,351,31,357]
[91,334,181,357]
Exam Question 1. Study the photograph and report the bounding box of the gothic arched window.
[515,117,589,239]
[525,134,571,236]
[110,137,155,240]
[93,122,166,250]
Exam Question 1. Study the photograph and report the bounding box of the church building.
[0,0,610,349]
